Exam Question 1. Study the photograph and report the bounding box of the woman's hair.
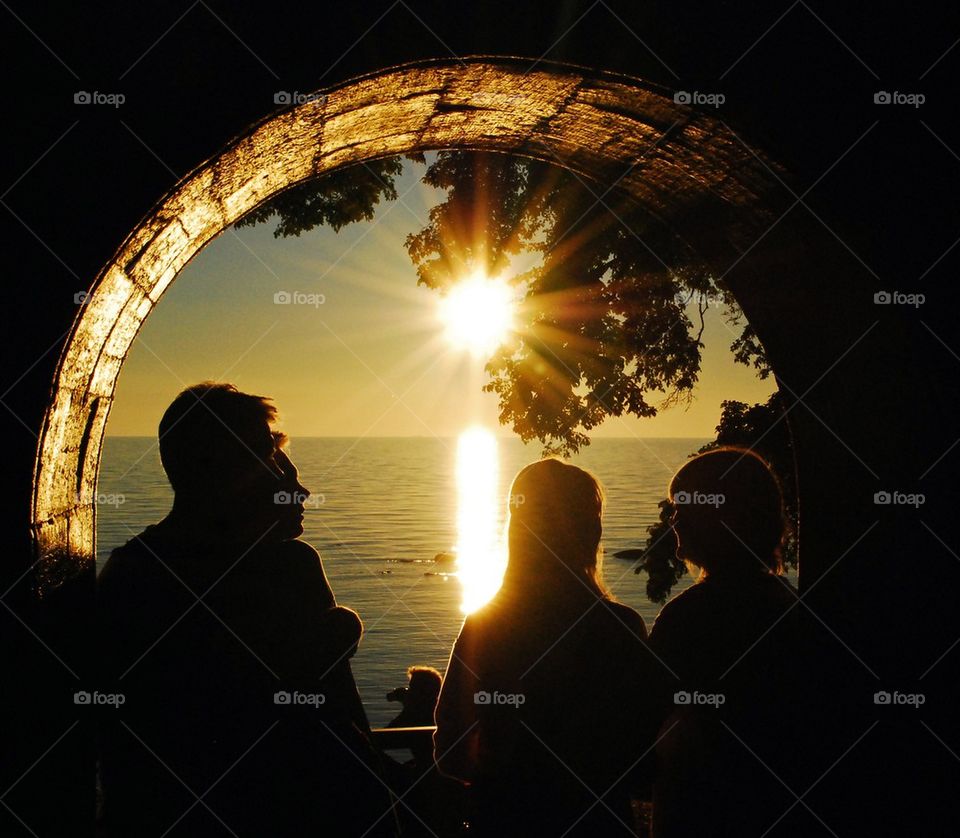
[668,446,786,576]
[503,458,611,600]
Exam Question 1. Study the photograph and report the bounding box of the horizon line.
[103,434,712,440]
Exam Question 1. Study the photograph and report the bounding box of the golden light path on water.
[455,427,508,614]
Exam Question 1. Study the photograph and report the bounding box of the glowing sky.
[106,156,776,439]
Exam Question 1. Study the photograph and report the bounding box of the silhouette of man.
[98,382,395,837]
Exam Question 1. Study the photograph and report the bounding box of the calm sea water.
[96,436,704,726]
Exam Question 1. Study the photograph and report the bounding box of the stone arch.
[31,56,802,594]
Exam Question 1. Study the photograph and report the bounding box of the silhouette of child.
[387,665,443,730]
[648,446,800,838]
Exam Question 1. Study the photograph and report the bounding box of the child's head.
[668,447,786,577]
[406,666,442,705]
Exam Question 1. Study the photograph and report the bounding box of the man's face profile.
[223,428,310,543]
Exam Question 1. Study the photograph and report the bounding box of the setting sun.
[438,272,516,357]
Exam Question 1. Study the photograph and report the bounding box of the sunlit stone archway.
[30,56,794,595]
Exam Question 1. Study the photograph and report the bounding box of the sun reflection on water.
[455,427,507,613]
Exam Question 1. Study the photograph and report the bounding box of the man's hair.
[158,382,286,493]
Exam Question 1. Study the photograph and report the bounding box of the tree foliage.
[403,151,761,455]
[235,156,423,236]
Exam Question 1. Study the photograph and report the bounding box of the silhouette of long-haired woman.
[435,458,662,837]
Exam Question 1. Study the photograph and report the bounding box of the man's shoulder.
[98,527,161,584]
[97,527,180,621]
